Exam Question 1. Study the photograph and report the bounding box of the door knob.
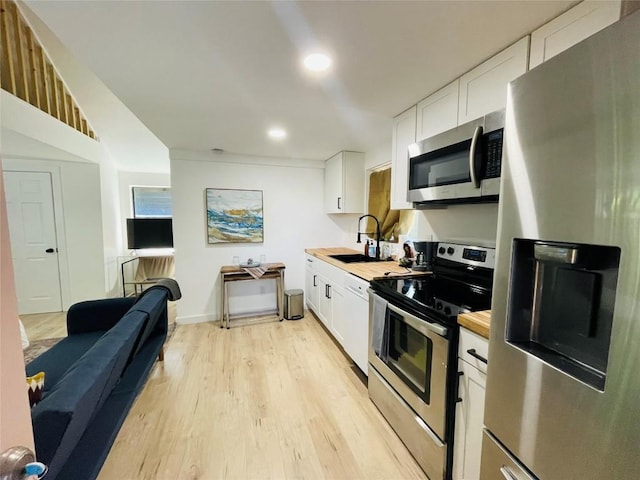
[0,446,47,479]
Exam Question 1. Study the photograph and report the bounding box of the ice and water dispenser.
[506,239,620,390]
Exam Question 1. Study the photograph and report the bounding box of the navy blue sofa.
[25,283,178,480]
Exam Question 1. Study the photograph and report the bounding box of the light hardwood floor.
[20,311,68,341]
[23,308,426,479]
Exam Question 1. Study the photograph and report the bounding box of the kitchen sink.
[329,253,384,263]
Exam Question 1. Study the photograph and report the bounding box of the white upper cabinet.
[324,151,365,214]
[529,0,621,69]
[390,106,416,210]
[416,79,459,142]
[458,36,530,124]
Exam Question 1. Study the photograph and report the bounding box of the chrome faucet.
[357,214,381,261]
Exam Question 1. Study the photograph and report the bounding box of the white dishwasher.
[343,273,370,375]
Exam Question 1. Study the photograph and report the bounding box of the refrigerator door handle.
[499,466,519,480]
[469,125,483,188]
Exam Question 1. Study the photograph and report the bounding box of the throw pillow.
[27,371,45,407]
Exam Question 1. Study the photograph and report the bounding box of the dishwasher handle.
[344,275,370,300]
[345,284,367,299]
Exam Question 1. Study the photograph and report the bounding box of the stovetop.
[370,242,495,324]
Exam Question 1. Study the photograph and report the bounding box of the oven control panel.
[437,242,495,269]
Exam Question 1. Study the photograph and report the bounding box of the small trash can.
[284,289,304,320]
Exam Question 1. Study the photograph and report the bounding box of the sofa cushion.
[31,348,119,478]
[93,310,147,412]
[66,297,136,335]
[129,288,168,357]
[26,331,105,393]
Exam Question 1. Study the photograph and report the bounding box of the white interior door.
[3,171,62,314]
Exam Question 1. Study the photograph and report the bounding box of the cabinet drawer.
[459,327,489,374]
[316,258,344,285]
[305,254,315,271]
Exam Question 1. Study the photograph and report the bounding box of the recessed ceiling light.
[303,53,332,72]
[268,128,287,140]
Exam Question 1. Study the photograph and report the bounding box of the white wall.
[415,204,499,245]
[170,149,359,324]
[100,154,123,296]
[365,139,392,171]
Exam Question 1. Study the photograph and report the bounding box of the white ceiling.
[22,0,577,172]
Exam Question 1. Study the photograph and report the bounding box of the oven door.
[369,293,449,440]
[407,118,484,203]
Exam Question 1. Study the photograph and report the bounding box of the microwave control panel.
[485,129,503,178]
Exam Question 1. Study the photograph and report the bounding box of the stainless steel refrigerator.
[481,10,640,480]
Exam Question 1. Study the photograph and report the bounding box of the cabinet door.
[529,0,620,69]
[416,80,459,142]
[304,257,319,313]
[317,276,331,327]
[390,106,416,210]
[324,152,343,213]
[330,285,346,347]
[324,152,364,214]
[453,358,487,480]
[458,36,529,124]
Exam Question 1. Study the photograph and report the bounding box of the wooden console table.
[219,263,286,328]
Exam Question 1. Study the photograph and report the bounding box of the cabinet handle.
[467,348,488,364]
[313,274,317,287]
[327,284,332,299]
[337,197,342,210]
[456,371,464,403]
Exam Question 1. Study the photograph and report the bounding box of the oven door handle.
[387,302,448,338]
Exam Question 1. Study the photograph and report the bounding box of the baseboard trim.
[176,313,218,325]
[176,307,280,325]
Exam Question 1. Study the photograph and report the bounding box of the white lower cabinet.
[330,285,346,345]
[305,255,319,313]
[304,255,369,375]
[454,328,489,480]
[316,276,332,328]
[314,259,345,331]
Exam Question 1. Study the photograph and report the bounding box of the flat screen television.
[126,218,173,249]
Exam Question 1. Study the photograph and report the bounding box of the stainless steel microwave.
[407,109,504,205]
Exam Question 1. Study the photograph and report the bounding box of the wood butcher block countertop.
[305,247,429,282]
[457,310,491,339]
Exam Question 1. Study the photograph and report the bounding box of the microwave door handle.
[469,125,483,188]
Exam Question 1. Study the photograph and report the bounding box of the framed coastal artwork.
[205,188,264,244]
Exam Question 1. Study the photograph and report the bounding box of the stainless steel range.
[368,242,494,480]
